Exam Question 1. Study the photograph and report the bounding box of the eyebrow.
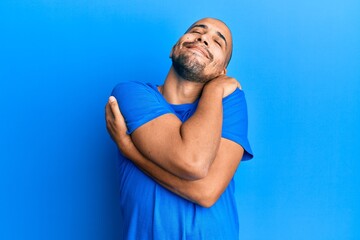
[189,24,228,48]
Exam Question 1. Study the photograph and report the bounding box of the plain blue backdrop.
[1,0,359,239]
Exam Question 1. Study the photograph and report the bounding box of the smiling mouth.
[188,46,209,59]
[182,42,212,60]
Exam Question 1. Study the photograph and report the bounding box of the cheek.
[212,51,226,66]
[183,34,196,42]
[208,60,222,69]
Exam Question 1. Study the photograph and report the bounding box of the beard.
[171,49,217,83]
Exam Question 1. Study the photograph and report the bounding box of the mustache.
[182,41,213,60]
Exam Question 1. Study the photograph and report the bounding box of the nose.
[196,36,208,46]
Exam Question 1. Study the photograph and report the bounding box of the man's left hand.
[105,96,134,156]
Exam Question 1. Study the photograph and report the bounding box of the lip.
[187,45,210,59]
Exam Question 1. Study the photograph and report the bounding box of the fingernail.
[109,96,115,102]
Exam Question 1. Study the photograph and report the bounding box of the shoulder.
[111,81,161,102]
[112,81,154,94]
[221,88,253,160]
[110,81,164,112]
[110,81,174,134]
[222,88,248,127]
[222,88,248,113]
[223,88,245,102]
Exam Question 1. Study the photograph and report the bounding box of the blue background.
[1,0,359,239]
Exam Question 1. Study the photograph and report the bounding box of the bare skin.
[105,18,245,207]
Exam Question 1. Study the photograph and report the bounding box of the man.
[105,17,253,239]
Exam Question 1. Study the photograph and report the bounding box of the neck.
[159,66,205,104]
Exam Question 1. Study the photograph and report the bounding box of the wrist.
[203,82,224,97]
[116,137,132,157]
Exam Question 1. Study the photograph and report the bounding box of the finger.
[108,96,122,120]
[105,102,115,135]
[105,101,114,119]
[108,96,127,126]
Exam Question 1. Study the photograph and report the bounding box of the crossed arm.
[106,77,244,207]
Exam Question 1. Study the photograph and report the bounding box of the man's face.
[170,18,233,83]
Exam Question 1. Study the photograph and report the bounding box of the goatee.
[172,53,217,83]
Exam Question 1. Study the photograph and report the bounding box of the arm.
[131,81,223,180]
[105,99,244,208]
[111,76,240,180]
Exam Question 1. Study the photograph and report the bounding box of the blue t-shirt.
[111,81,253,240]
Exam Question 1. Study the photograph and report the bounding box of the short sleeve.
[222,89,254,161]
[111,81,174,134]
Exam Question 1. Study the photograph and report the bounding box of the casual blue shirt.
[111,81,253,240]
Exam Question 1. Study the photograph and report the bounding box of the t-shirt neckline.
[151,83,199,110]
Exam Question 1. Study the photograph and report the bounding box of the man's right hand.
[205,75,242,98]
